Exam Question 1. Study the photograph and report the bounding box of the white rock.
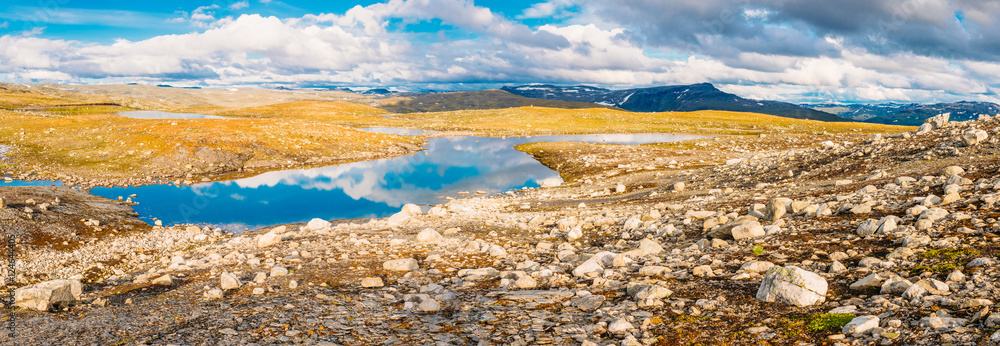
[925,113,950,129]
[919,316,966,330]
[608,318,635,334]
[458,267,499,281]
[383,258,419,271]
[257,230,282,248]
[401,204,422,216]
[488,245,508,257]
[740,261,775,273]
[842,315,880,335]
[204,289,224,299]
[220,272,242,290]
[755,266,828,307]
[270,266,289,277]
[566,227,583,241]
[418,298,441,312]
[15,279,82,311]
[962,129,988,146]
[857,219,879,236]
[632,285,672,300]
[304,218,331,231]
[731,221,765,240]
[361,277,384,288]
[540,177,562,188]
[573,260,604,278]
[151,275,173,286]
[415,228,443,243]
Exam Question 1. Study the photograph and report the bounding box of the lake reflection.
[4,132,702,231]
[118,111,227,119]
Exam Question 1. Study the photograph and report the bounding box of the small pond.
[1,130,702,231]
[118,111,227,119]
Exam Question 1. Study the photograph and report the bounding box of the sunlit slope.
[0,108,422,182]
[383,106,914,136]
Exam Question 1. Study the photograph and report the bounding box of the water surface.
[118,111,227,119]
[2,132,701,231]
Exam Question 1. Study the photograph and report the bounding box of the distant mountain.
[807,101,1000,126]
[501,83,846,122]
[378,89,619,113]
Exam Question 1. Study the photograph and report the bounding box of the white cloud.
[518,0,575,19]
[0,22,8,29]
[0,0,997,104]
[230,1,250,10]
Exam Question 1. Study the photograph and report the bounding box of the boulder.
[151,275,173,286]
[707,216,759,240]
[755,266,828,307]
[572,260,604,278]
[962,129,989,146]
[15,279,82,311]
[925,113,950,129]
[764,199,786,222]
[303,218,331,231]
[256,230,282,248]
[731,221,765,240]
[220,272,242,290]
[415,228,443,243]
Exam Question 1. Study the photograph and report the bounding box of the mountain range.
[500,83,847,122]
[806,101,1000,126]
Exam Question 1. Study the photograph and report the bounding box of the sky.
[1,0,999,103]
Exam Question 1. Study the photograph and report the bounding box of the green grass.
[807,313,855,332]
[919,248,979,260]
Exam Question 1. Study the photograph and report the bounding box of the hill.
[501,83,847,122]
[377,89,619,113]
[808,101,1000,126]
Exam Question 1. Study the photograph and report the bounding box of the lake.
[1,129,702,231]
[118,111,228,119]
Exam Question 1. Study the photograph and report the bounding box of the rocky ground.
[3,113,1000,345]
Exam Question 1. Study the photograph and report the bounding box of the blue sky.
[1,0,999,103]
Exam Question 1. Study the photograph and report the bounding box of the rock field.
[3,113,1000,345]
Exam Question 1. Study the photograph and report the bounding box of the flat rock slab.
[489,290,574,301]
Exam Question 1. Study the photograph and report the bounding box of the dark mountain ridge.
[502,83,847,122]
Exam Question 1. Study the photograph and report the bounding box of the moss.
[753,245,765,256]
[920,248,980,260]
[807,313,855,332]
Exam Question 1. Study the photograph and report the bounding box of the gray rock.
[919,316,966,330]
[458,267,499,281]
[572,294,605,311]
[849,273,882,291]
